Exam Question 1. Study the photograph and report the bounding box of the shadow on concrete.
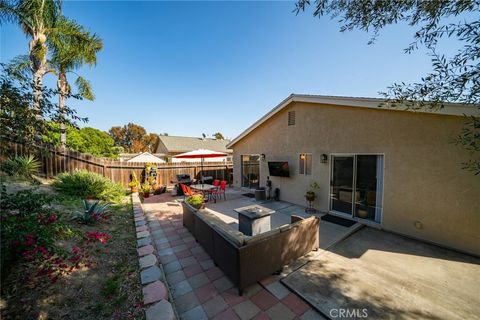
[329,227,479,265]
[283,227,480,320]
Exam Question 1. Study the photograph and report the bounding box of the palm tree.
[48,16,102,148]
[1,1,93,118]
[0,0,62,118]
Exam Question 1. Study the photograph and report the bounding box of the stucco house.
[156,135,232,162]
[226,94,479,256]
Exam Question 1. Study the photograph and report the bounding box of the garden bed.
[0,180,144,319]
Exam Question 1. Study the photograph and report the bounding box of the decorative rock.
[136,225,149,233]
[137,237,152,247]
[143,280,168,304]
[146,299,175,320]
[135,220,147,227]
[137,231,150,239]
[138,244,155,257]
[140,254,158,269]
[141,265,162,284]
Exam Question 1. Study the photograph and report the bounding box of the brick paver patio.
[142,194,325,320]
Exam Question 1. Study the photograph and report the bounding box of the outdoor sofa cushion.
[196,208,246,246]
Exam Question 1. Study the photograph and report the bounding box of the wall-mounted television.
[268,161,290,177]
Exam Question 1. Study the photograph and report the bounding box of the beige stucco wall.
[231,102,480,256]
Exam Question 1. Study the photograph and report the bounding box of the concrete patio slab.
[282,227,480,320]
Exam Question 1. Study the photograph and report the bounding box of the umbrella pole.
[201,157,204,187]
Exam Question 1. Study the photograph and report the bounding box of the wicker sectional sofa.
[182,202,320,294]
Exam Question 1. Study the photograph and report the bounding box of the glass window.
[299,153,312,175]
[241,155,260,188]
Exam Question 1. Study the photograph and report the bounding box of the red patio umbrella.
[173,149,227,186]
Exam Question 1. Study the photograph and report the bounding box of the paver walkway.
[142,194,325,320]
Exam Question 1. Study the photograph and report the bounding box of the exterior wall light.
[261,154,266,161]
[321,154,328,163]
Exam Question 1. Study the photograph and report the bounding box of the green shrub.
[186,194,204,209]
[2,155,40,179]
[53,170,125,202]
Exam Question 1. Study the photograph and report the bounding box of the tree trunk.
[57,73,68,150]
[29,34,48,121]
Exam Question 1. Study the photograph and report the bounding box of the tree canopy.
[43,123,119,158]
[295,0,479,174]
[109,123,159,153]
[213,132,225,140]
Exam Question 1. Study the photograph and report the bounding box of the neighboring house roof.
[126,152,166,163]
[227,94,479,148]
[157,135,232,154]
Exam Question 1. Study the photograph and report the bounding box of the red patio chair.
[211,180,227,201]
[204,179,220,201]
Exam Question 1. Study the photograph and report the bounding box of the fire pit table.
[234,205,274,236]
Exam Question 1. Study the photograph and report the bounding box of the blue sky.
[1,1,434,139]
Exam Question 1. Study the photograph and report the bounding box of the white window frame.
[299,153,313,176]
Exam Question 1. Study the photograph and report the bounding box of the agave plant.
[2,155,41,179]
[71,199,109,224]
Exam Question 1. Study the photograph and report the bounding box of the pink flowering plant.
[85,230,111,244]
[1,185,114,285]
[1,186,67,276]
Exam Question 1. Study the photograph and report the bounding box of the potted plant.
[129,171,140,193]
[142,182,151,198]
[186,194,205,210]
[305,182,320,202]
[129,180,139,193]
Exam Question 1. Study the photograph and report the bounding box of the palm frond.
[75,76,94,100]
[49,16,103,72]
[3,0,62,35]
[0,0,20,25]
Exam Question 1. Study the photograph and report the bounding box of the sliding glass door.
[330,154,383,223]
[330,156,354,214]
[241,155,260,189]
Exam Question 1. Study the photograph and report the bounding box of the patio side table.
[234,205,274,236]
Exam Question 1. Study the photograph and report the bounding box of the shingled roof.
[156,136,232,154]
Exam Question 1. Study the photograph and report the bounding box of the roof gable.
[157,136,232,153]
[227,94,479,148]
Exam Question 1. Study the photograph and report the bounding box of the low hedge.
[53,170,125,202]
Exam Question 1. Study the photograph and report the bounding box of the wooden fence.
[3,142,233,187]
